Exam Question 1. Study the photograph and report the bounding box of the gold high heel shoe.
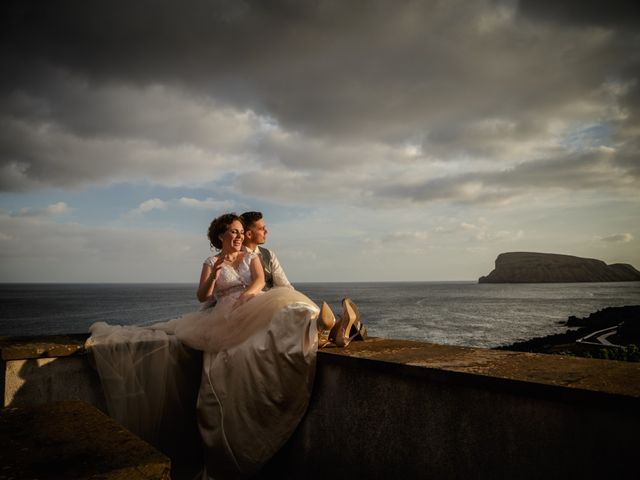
[343,297,367,341]
[317,302,336,348]
[329,298,359,347]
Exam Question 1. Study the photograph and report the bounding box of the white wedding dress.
[87,253,320,479]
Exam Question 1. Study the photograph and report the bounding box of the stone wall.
[2,335,639,479]
[1,334,106,410]
[266,339,640,479]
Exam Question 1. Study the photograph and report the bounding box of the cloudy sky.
[1,0,639,283]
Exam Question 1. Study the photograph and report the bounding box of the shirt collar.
[243,245,260,254]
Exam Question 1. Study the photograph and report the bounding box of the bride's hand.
[233,291,257,309]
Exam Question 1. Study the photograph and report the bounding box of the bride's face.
[220,220,245,252]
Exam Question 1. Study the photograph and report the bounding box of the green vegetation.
[582,344,640,362]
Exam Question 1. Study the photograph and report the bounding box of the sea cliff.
[479,252,640,283]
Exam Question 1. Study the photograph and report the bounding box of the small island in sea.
[497,305,640,362]
[479,252,640,283]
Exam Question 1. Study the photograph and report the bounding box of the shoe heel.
[318,302,336,348]
[318,302,336,330]
[334,299,357,347]
[343,297,367,341]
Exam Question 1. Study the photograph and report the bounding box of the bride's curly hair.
[208,213,243,250]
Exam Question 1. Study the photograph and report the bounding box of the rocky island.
[479,252,640,283]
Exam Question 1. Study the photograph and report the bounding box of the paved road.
[576,325,622,347]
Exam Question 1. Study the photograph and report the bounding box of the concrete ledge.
[1,334,105,410]
[264,338,640,479]
[0,401,170,479]
[3,334,640,479]
[319,337,640,406]
[0,334,88,361]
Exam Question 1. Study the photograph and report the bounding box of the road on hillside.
[576,325,621,347]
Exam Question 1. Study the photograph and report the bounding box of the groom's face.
[247,219,268,245]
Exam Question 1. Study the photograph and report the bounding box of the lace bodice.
[205,253,255,301]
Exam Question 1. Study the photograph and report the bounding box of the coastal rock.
[565,305,640,328]
[497,305,640,361]
[478,252,640,283]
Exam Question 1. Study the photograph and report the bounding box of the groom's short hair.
[240,211,263,228]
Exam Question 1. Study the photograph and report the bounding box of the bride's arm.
[236,254,265,304]
[197,256,224,302]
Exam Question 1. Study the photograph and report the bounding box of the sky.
[1,0,639,283]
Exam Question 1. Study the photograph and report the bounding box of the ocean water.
[1,282,639,348]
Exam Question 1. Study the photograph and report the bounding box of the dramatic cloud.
[598,233,633,243]
[378,147,638,206]
[518,0,640,29]
[2,0,638,197]
[1,0,638,281]
[0,78,266,191]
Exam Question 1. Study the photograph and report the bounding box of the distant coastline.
[479,252,640,283]
[497,305,640,362]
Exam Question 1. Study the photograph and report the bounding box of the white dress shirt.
[243,245,293,288]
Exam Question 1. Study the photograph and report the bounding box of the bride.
[87,212,365,479]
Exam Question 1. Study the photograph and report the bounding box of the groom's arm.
[270,251,293,288]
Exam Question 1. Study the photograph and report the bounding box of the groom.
[240,211,293,290]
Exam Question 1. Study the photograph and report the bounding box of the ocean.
[1,282,639,348]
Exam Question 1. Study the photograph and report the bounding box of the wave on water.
[1,281,639,348]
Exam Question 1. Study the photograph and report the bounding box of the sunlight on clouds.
[459,220,524,242]
[178,197,234,210]
[457,181,485,200]
[10,202,71,218]
[46,202,70,215]
[403,143,423,158]
[0,210,205,281]
[381,231,431,243]
[597,233,633,243]
[125,198,167,217]
[0,79,267,190]
[1,0,639,281]
[1,115,254,189]
[124,196,236,219]
[6,73,262,150]
[0,161,33,191]
[476,2,516,34]
[602,78,636,98]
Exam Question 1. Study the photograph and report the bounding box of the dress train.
[86,276,320,479]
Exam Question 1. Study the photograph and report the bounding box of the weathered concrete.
[0,401,171,479]
[264,338,640,479]
[319,337,640,399]
[0,334,87,361]
[3,334,640,479]
[1,334,106,410]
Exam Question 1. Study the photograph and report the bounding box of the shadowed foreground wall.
[2,335,639,479]
[266,339,640,479]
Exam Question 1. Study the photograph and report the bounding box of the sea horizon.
[2,281,639,347]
